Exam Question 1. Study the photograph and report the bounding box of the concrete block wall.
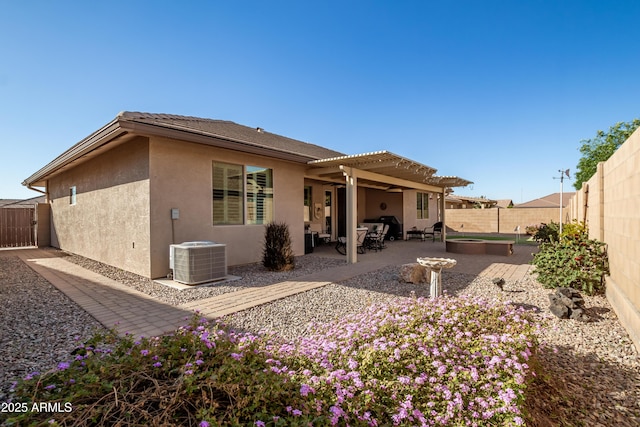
[446,207,566,234]
[567,127,640,353]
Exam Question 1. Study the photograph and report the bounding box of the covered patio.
[305,151,472,263]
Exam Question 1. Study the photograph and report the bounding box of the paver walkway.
[9,240,537,338]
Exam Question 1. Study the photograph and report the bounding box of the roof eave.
[22,118,125,188]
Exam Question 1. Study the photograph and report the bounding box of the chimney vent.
[256,127,264,133]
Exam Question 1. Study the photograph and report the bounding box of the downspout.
[25,184,46,195]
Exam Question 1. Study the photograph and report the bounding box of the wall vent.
[170,241,227,285]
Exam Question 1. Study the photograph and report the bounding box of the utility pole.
[554,169,570,235]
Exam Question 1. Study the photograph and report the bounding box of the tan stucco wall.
[148,137,306,278]
[48,137,151,276]
[365,189,402,221]
[401,190,440,237]
[566,128,640,352]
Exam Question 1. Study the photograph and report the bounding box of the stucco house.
[23,112,471,279]
[445,195,497,209]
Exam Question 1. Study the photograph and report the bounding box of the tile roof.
[118,112,345,161]
[0,196,46,207]
[515,192,575,208]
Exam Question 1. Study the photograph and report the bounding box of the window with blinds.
[417,192,429,219]
[213,162,243,225]
[212,162,273,225]
[246,166,273,225]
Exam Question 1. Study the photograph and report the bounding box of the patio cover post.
[342,167,358,263]
[440,188,446,241]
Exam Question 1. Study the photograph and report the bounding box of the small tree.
[262,222,295,271]
[574,119,640,189]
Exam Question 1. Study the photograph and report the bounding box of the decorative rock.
[492,277,505,291]
[550,303,570,319]
[399,263,429,284]
[548,287,590,322]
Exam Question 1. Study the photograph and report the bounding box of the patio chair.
[335,227,368,255]
[309,223,331,244]
[423,221,443,242]
[370,224,389,251]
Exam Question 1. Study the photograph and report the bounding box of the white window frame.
[69,186,77,206]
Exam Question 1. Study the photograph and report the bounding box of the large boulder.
[399,263,430,284]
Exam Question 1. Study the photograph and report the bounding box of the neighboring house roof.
[0,196,46,207]
[496,199,514,208]
[515,192,575,208]
[445,195,497,207]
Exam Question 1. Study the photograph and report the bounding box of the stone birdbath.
[417,257,457,299]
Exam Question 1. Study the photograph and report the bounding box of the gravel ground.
[1,250,639,426]
[63,250,347,306]
[0,255,105,402]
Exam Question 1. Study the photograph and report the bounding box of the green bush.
[262,222,295,271]
[532,221,560,243]
[531,222,609,295]
[524,224,541,236]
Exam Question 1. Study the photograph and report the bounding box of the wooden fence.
[0,207,35,247]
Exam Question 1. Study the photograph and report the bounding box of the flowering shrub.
[276,296,536,426]
[4,297,537,426]
[532,221,609,295]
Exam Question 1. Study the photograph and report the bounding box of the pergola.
[306,151,472,263]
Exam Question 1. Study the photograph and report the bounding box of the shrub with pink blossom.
[276,295,536,426]
[3,296,537,426]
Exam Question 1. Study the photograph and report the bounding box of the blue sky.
[1,0,639,202]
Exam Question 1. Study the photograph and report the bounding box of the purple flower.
[153,362,162,368]
[140,349,149,356]
[57,362,70,371]
[255,421,266,427]
[300,384,315,396]
[199,421,210,427]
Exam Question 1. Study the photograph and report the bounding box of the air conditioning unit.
[169,241,227,285]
